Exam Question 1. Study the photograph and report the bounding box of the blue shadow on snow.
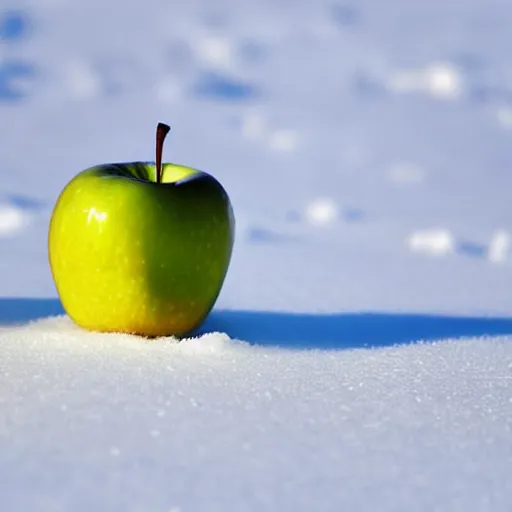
[0,60,36,100]
[2,298,512,350]
[200,309,512,349]
[0,10,30,41]
[191,71,259,101]
[0,298,64,325]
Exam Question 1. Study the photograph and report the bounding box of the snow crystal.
[305,198,338,226]
[0,203,28,236]
[488,230,510,264]
[424,62,462,99]
[408,229,454,256]
[195,35,234,69]
[387,62,462,99]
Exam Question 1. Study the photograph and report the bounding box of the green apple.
[48,122,235,337]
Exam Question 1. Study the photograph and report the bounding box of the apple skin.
[48,162,235,337]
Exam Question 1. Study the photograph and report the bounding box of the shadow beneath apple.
[199,309,512,349]
[0,297,64,324]
[2,298,512,350]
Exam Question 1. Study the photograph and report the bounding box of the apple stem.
[156,122,171,183]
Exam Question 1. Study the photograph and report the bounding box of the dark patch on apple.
[191,71,260,101]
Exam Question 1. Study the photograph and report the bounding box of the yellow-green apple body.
[48,123,235,337]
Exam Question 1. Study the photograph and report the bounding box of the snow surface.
[2,0,512,510]
[2,314,512,512]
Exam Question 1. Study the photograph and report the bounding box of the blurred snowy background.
[2,1,512,511]
[2,0,512,313]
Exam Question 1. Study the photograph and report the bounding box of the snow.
[2,0,512,510]
[2,314,512,511]
[386,62,463,99]
[408,228,455,257]
[0,203,29,237]
[305,197,339,226]
[488,230,510,264]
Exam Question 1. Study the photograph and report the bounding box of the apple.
[48,122,235,337]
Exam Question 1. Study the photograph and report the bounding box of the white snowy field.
[2,315,512,511]
[2,0,512,510]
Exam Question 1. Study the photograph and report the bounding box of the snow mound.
[1,317,512,511]
[11,314,244,355]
